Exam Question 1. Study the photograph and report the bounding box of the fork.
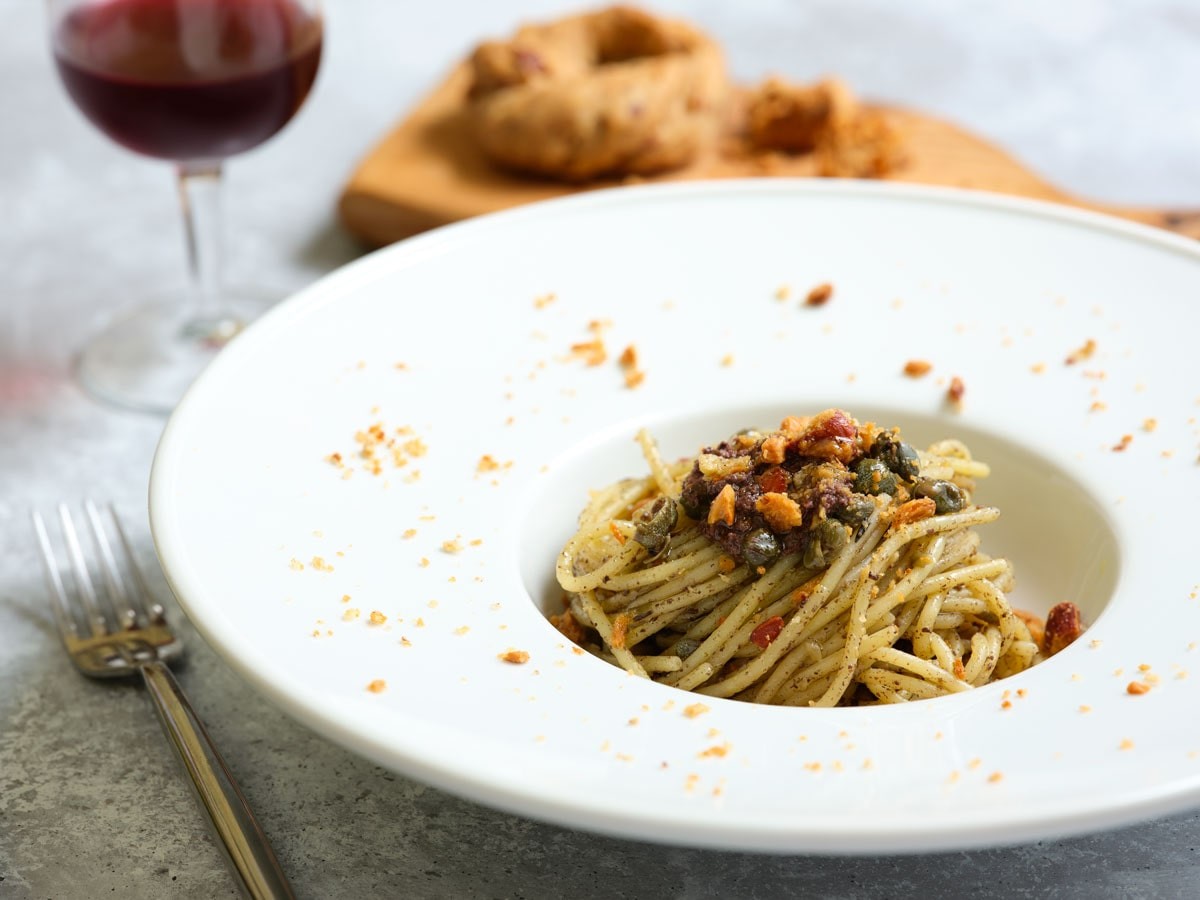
[33,501,294,900]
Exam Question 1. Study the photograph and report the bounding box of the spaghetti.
[552,409,1080,706]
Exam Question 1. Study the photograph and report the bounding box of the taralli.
[746,76,904,177]
[467,6,727,181]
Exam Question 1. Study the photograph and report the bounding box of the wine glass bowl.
[48,0,323,412]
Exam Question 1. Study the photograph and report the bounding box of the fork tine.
[108,503,166,624]
[84,500,139,630]
[57,503,109,637]
[32,510,80,642]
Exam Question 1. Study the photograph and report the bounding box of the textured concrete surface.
[4,1,1200,897]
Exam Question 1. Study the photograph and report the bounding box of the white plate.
[151,181,1200,854]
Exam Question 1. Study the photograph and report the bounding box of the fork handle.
[140,661,295,900]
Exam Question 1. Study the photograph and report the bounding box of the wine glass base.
[75,297,266,415]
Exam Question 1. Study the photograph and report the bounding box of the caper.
[741,528,780,569]
[803,519,848,569]
[914,479,965,515]
[673,638,700,659]
[854,458,897,496]
[872,432,921,480]
[633,497,678,555]
[834,496,875,529]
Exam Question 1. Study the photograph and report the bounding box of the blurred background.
[5,0,1200,391]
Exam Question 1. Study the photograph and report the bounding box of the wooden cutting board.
[340,65,1200,247]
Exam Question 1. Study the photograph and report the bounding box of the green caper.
[741,528,780,569]
[834,496,875,529]
[872,432,921,480]
[673,638,700,659]
[914,479,966,515]
[803,519,848,569]
[633,497,678,555]
[854,458,897,496]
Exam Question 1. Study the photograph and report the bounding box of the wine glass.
[48,0,323,413]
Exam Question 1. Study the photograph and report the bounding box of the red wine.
[53,0,322,161]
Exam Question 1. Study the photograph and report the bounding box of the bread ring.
[467,6,727,182]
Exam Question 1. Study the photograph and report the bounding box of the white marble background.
[2,2,1200,897]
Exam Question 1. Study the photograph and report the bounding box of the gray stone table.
[4,1,1200,896]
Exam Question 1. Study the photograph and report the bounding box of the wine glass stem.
[176,162,233,342]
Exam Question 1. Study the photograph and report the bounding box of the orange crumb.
[618,345,638,368]
[369,610,387,625]
[499,649,530,664]
[1119,738,1135,751]
[903,360,932,377]
[719,353,735,367]
[718,555,736,574]
[1127,681,1150,695]
[366,679,387,694]
[1065,338,1096,365]
[402,529,417,539]
[699,744,730,759]
[311,556,333,572]
[341,594,351,603]
[761,434,787,464]
[1112,434,1133,452]
[1079,705,1092,713]
[608,521,627,545]
[1143,418,1158,433]
[570,331,607,366]
[441,539,463,554]
[892,497,936,526]
[1031,362,1046,374]
[805,283,834,307]
[683,702,710,719]
[1090,401,1107,412]
[755,492,803,531]
[947,376,965,406]
[288,558,304,571]
[953,658,966,680]
[708,484,737,526]
[611,613,631,650]
[987,772,1003,783]
[533,292,556,309]
[774,284,791,301]
[419,557,430,568]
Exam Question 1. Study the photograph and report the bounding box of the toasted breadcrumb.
[699,744,730,759]
[720,353,735,367]
[987,772,1003,783]
[903,360,932,377]
[1065,338,1097,365]
[1119,738,1135,750]
[683,702,710,719]
[289,558,304,571]
[369,611,387,625]
[1127,681,1150,695]
[1112,434,1133,452]
[441,539,463,554]
[311,556,333,572]
[533,292,556,309]
[708,484,737,526]
[1143,418,1158,433]
[499,649,530,664]
[947,376,965,406]
[805,283,834,307]
[342,608,361,622]
[402,529,417,539]
[892,497,936,526]
[366,679,387,693]
[774,284,791,301]
[755,492,804,531]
